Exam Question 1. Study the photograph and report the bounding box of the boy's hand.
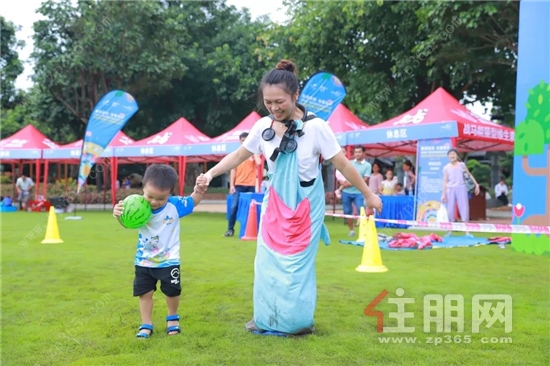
[194,183,207,194]
[196,174,208,186]
[194,174,208,194]
[113,200,124,217]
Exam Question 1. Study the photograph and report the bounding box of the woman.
[402,160,416,195]
[369,162,384,195]
[197,59,382,336]
[441,149,480,236]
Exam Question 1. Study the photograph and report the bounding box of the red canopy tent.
[205,111,264,191]
[42,131,142,202]
[348,87,515,157]
[114,117,212,200]
[43,130,136,163]
[0,125,60,199]
[327,103,369,138]
[211,111,262,144]
[326,103,370,157]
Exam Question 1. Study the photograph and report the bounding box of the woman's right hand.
[441,195,447,203]
[113,200,124,217]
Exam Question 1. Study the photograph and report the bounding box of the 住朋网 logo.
[365,288,512,334]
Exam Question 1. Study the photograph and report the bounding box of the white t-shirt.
[16,177,34,191]
[134,196,194,268]
[243,115,341,182]
[494,183,508,197]
[380,179,397,195]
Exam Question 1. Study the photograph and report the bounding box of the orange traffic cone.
[242,200,259,241]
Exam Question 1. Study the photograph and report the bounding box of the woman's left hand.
[474,184,480,195]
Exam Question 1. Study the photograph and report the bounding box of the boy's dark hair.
[239,132,249,139]
[354,145,366,152]
[142,164,178,193]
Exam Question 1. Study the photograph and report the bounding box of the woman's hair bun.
[275,59,296,74]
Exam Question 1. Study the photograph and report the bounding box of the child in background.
[394,183,406,195]
[380,169,397,195]
[402,160,416,195]
[113,164,207,339]
[334,169,347,199]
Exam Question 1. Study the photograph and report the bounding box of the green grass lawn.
[1,211,549,366]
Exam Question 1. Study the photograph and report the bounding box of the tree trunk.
[490,152,501,187]
[521,152,550,226]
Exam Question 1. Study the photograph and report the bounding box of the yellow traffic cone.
[356,207,368,243]
[42,206,63,244]
[338,207,368,246]
[356,215,387,273]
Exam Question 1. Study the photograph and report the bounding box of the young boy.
[112,164,206,338]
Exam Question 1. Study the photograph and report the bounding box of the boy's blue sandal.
[166,315,181,335]
[136,324,154,338]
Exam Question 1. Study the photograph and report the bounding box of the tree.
[29,0,272,142]
[260,0,518,124]
[466,159,491,188]
[31,0,192,130]
[414,0,519,126]
[145,0,272,137]
[0,16,25,110]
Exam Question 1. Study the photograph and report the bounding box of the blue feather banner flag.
[77,90,138,193]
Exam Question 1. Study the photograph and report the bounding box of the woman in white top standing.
[197,59,382,336]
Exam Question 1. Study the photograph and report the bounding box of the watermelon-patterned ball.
[120,195,152,229]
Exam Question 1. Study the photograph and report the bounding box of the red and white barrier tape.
[325,213,550,235]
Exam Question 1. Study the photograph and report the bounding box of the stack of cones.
[355,215,388,273]
[42,206,64,244]
[241,200,258,241]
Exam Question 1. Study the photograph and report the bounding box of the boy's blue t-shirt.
[134,196,194,268]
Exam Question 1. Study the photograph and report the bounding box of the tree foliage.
[22,0,272,142]
[31,0,191,132]
[141,1,272,137]
[0,16,25,111]
[3,0,519,146]
[260,0,518,124]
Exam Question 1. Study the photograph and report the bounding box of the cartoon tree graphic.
[514,80,550,226]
